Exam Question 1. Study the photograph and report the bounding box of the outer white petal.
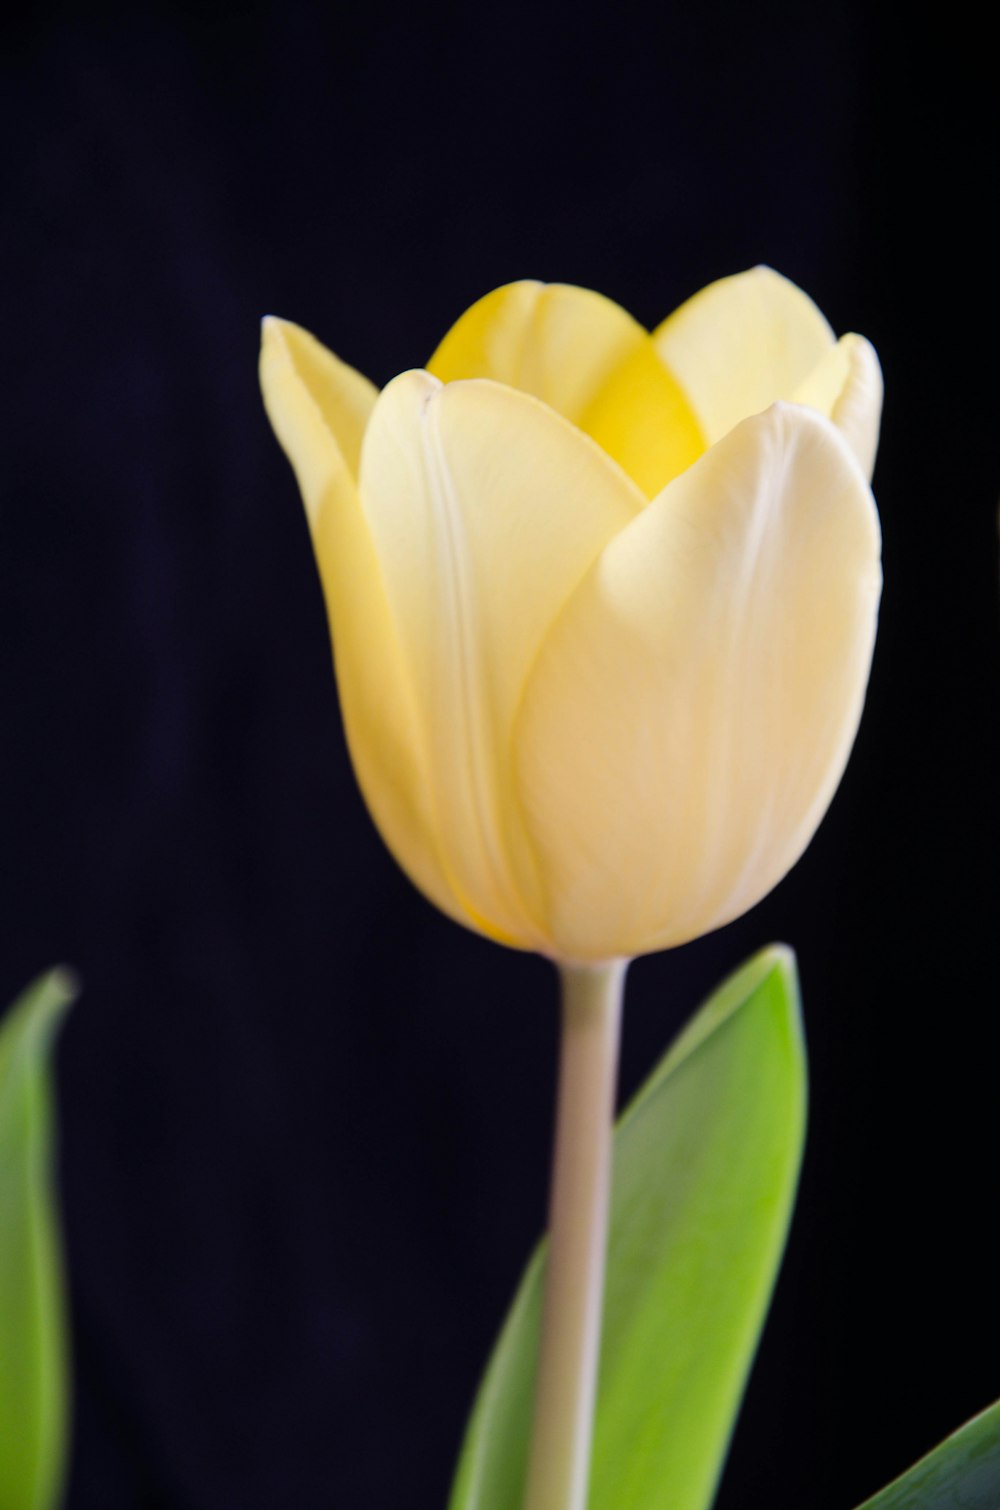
[514,402,882,963]
[794,332,883,480]
[261,316,377,482]
[652,266,837,442]
[359,372,644,949]
[259,319,468,931]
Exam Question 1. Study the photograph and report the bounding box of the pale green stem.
[522,958,627,1510]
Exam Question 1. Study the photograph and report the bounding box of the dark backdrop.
[2,3,997,1507]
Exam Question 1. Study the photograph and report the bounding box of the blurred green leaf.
[0,969,76,1510]
[449,945,806,1510]
[854,1399,1000,1510]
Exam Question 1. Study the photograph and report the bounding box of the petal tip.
[260,314,295,367]
[379,366,441,404]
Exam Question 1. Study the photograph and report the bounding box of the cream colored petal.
[359,372,645,949]
[259,318,469,932]
[262,316,377,481]
[652,266,837,443]
[427,280,646,425]
[514,403,882,963]
[794,333,883,480]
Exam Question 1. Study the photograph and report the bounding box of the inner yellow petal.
[427,280,646,426]
[579,338,706,498]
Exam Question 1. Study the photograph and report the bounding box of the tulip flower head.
[260,269,882,964]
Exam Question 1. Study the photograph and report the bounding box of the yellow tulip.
[260,267,882,965]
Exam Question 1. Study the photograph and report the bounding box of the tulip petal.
[653,266,836,445]
[427,281,645,427]
[259,319,468,930]
[260,316,377,480]
[429,281,707,499]
[514,403,882,962]
[359,373,645,948]
[794,332,883,480]
[579,337,706,498]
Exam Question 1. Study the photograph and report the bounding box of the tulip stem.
[523,958,627,1510]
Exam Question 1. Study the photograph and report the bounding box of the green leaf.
[854,1399,1000,1510]
[449,945,806,1510]
[0,969,77,1510]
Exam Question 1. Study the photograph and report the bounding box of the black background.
[2,3,998,1507]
